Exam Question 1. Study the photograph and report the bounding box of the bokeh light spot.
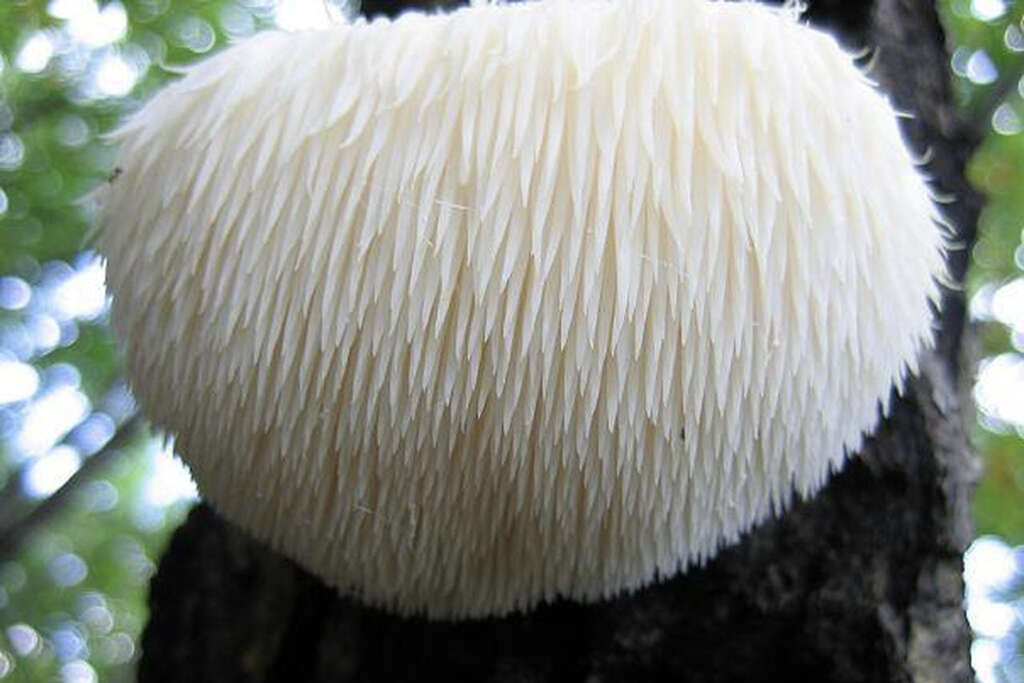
[16,385,89,457]
[0,360,39,405]
[993,102,1023,135]
[5,624,41,658]
[172,14,216,53]
[24,446,83,498]
[49,553,88,587]
[60,660,97,683]
[94,53,137,97]
[15,32,54,73]
[971,0,1006,21]
[967,49,999,84]
[0,135,25,172]
[0,277,31,311]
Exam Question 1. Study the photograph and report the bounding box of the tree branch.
[0,414,145,561]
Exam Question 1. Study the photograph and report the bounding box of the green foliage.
[1,446,191,683]
[0,0,273,679]
[940,0,1024,542]
[940,2,1024,681]
[973,429,1024,543]
[970,132,1024,289]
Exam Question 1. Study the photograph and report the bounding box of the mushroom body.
[98,0,945,618]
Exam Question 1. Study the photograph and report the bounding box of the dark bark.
[139,1,983,681]
[359,0,462,18]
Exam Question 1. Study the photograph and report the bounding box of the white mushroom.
[97,0,946,618]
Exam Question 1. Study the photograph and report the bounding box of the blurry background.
[0,0,1020,680]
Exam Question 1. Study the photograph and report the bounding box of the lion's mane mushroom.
[97,0,946,618]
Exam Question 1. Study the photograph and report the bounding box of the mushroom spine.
[97,0,946,618]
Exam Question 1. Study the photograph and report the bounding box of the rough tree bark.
[138,1,983,680]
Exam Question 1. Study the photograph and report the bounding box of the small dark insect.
[107,167,123,184]
[680,428,686,442]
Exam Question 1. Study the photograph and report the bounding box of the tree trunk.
[139,1,983,680]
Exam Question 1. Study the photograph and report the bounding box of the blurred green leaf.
[0,0,271,679]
